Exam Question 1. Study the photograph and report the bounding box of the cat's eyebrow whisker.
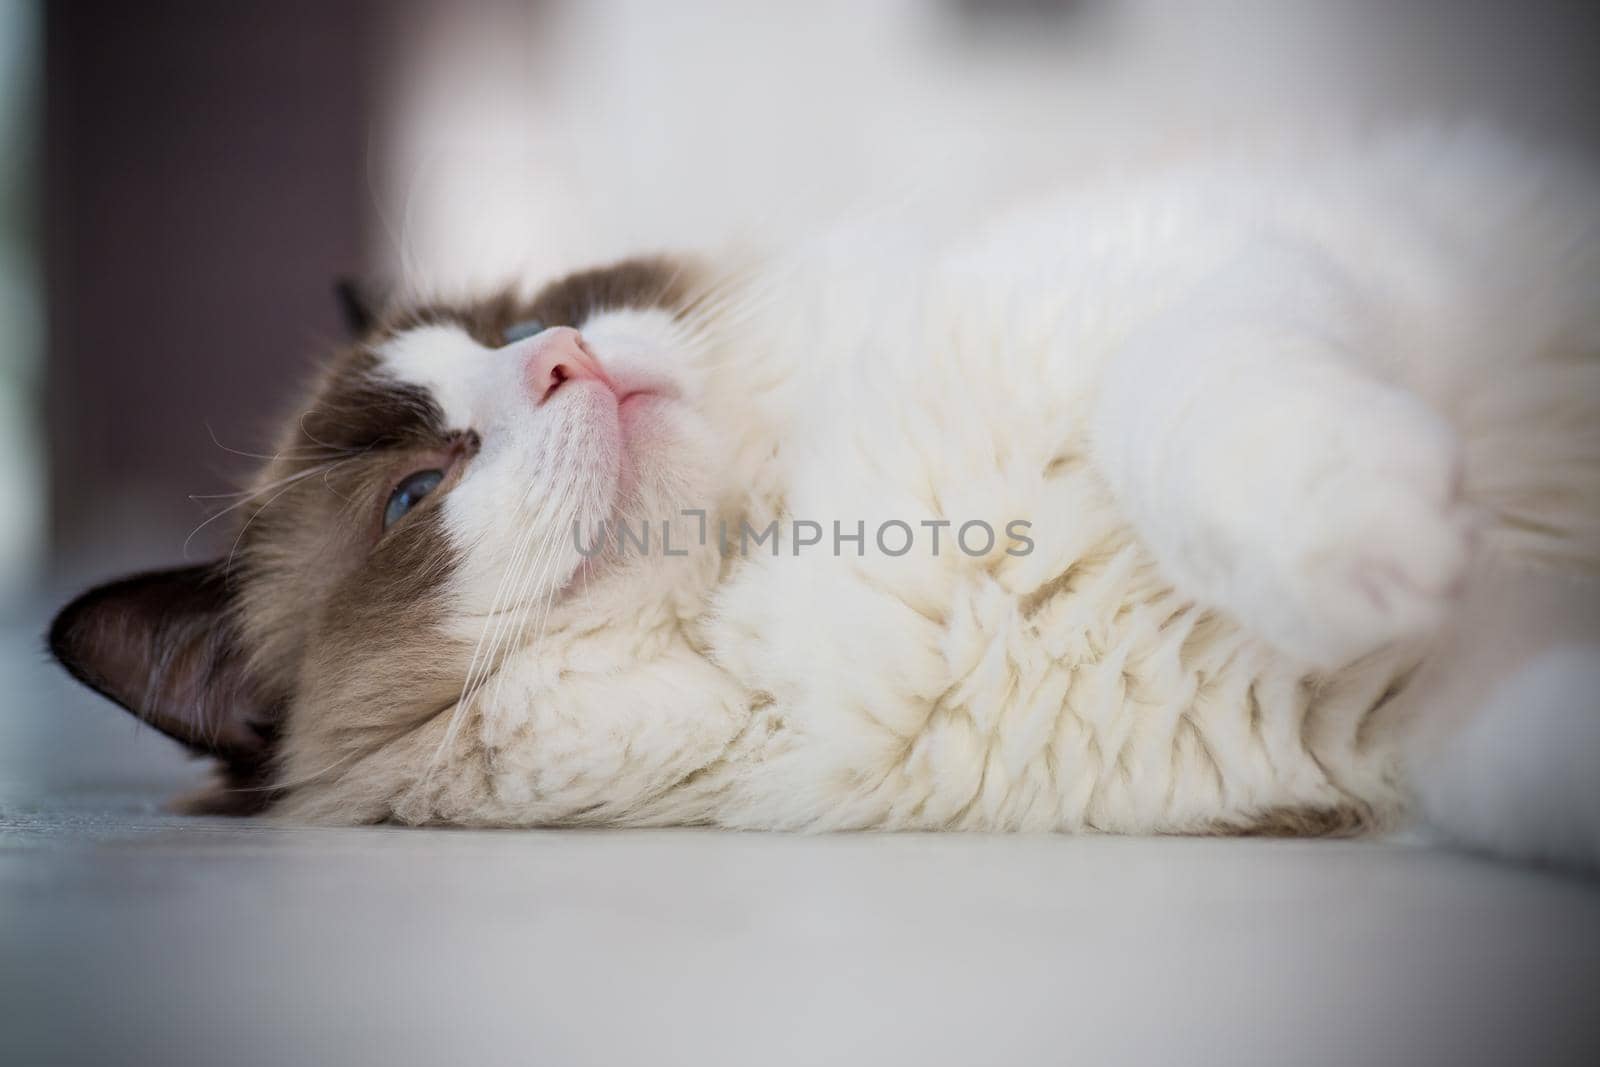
[189,484,325,502]
[294,411,382,455]
[204,420,360,463]
[204,420,286,462]
[183,459,355,558]
[215,456,363,576]
[320,463,361,505]
[187,452,359,502]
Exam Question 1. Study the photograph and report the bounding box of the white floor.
[3,617,1598,1067]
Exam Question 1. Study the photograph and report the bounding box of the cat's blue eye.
[384,469,445,530]
[503,318,546,344]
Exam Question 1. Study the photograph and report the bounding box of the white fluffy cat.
[50,127,1600,869]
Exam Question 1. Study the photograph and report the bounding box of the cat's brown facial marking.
[49,255,705,816]
[375,255,701,350]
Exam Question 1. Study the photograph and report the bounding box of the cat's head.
[49,256,735,819]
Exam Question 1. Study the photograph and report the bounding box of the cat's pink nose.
[523,326,613,404]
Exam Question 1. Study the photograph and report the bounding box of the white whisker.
[184,458,355,559]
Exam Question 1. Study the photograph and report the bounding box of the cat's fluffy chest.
[694,188,1420,831]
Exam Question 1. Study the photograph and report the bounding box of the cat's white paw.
[1274,468,1470,666]
[1194,378,1471,667]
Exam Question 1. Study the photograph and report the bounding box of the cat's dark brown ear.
[48,565,278,770]
[334,276,386,338]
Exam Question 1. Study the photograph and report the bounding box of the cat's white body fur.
[298,130,1597,864]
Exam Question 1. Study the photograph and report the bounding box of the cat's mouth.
[587,361,681,449]
[618,385,664,406]
[615,380,680,416]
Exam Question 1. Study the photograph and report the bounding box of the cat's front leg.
[1091,271,1472,668]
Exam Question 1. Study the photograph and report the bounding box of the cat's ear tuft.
[48,564,279,767]
[333,276,387,338]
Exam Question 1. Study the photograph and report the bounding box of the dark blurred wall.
[45,0,378,573]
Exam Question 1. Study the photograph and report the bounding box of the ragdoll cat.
[50,128,1600,868]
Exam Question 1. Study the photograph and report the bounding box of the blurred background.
[2,0,1598,616]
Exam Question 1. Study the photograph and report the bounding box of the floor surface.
[3,616,1598,1066]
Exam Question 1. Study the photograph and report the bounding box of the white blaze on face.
[377,323,565,628]
[371,306,715,645]
[378,323,499,430]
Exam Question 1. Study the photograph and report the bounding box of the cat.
[50,127,1600,868]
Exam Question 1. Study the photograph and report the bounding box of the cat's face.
[49,257,728,816]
